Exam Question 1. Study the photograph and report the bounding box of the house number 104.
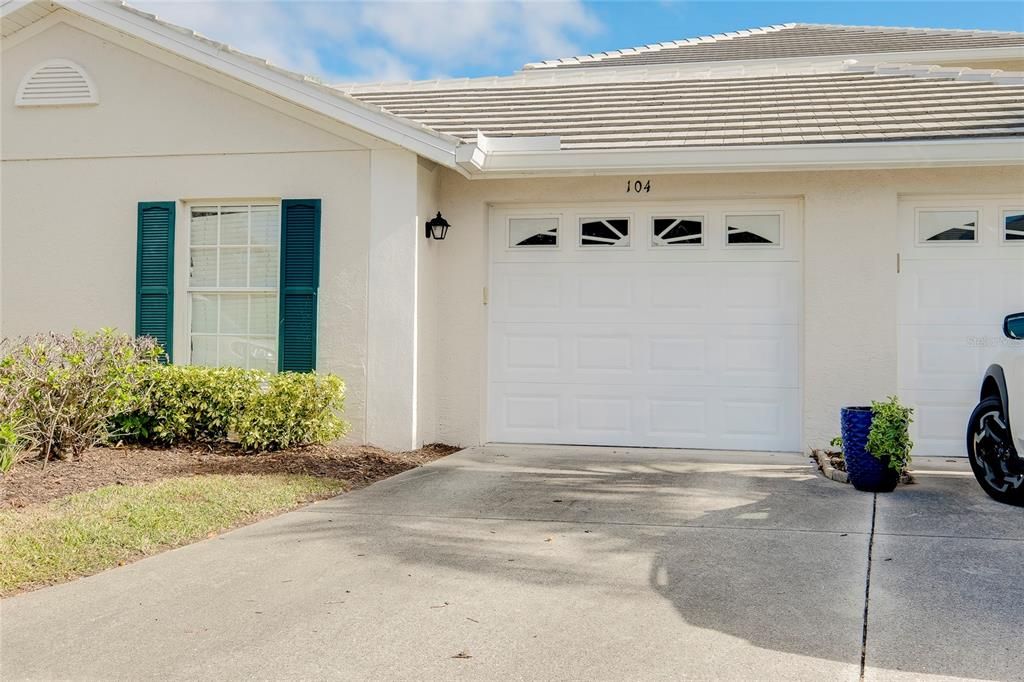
[627,179,651,193]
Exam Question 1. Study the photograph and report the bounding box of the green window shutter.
[136,201,175,360]
[278,199,321,372]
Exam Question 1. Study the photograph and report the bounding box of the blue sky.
[133,1,1024,83]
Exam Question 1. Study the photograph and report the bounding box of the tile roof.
[347,66,1024,149]
[525,23,1024,70]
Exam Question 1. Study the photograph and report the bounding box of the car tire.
[966,396,1024,506]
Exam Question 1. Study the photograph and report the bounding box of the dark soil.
[0,442,459,510]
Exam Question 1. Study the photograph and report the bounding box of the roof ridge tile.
[523,22,1024,71]
[523,23,794,69]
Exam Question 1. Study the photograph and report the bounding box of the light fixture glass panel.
[509,217,559,247]
[917,210,978,243]
[726,214,781,246]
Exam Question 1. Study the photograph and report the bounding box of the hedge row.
[0,330,348,469]
[112,365,348,451]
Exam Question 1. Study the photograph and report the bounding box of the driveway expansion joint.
[859,493,878,681]
[871,530,1024,542]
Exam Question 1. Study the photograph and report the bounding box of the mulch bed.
[811,449,915,485]
[0,442,459,510]
[825,451,846,473]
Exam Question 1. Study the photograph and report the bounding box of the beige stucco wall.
[0,15,410,442]
[432,166,1024,450]
[416,159,442,446]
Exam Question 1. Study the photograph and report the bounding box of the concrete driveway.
[2,446,1021,681]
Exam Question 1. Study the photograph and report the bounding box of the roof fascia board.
[476,132,561,153]
[457,138,1024,178]
[51,0,463,171]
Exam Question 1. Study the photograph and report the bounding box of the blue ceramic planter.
[841,406,899,493]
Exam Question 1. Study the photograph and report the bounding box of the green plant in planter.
[829,435,843,451]
[866,396,914,473]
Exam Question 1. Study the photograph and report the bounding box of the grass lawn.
[0,474,347,596]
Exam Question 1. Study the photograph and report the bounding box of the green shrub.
[113,365,263,444]
[867,396,914,473]
[234,372,348,451]
[0,330,160,462]
[0,418,23,474]
[113,366,347,451]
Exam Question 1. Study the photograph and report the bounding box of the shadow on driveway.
[2,446,1020,681]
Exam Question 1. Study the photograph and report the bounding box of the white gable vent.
[16,59,98,107]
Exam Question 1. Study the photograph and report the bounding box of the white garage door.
[899,196,1024,456]
[487,200,802,451]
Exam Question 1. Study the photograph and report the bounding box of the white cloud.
[131,0,603,83]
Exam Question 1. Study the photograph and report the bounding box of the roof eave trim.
[53,0,463,171]
[457,138,1024,177]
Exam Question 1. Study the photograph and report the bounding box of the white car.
[967,312,1024,506]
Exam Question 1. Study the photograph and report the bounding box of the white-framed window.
[916,209,979,244]
[1003,210,1024,243]
[579,217,630,247]
[187,204,280,372]
[651,216,704,247]
[724,213,782,247]
[509,216,559,248]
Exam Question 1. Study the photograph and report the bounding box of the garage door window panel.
[725,214,782,247]
[1003,210,1024,243]
[652,216,704,247]
[509,217,559,248]
[580,218,630,247]
[917,210,979,244]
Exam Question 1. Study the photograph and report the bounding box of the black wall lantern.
[425,212,450,240]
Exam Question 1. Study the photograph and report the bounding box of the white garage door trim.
[898,194,1024,457]
[486,199,804,452]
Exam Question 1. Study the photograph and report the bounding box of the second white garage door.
[488,200,802,451]
[898,195,1024,456]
